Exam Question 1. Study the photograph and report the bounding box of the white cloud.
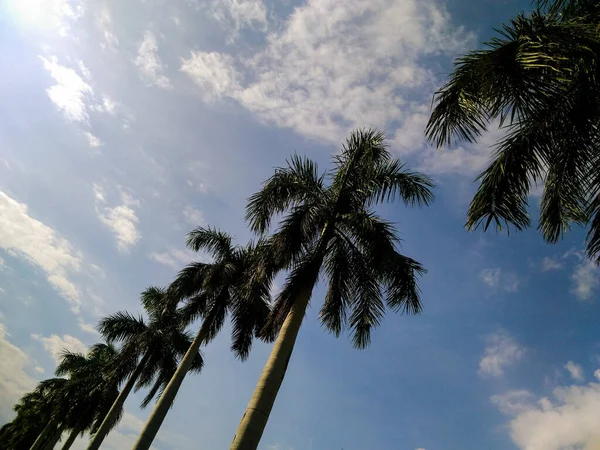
[84,131,102,148]
[149,246,197,270]
[209,0,268,41]
[97,6,119,49]
[541,256,563,272]
[481,268,501,288]
[77,60,91,80]
[491,390,536,415]
[0,191,82,312]
[565,361,585,382]
[479,331,526,377]
[32,333,87,363]
[95,187,141,252]
[6,0,83,36]
[40,55,92,123]
[571,259,599,301]
[0,324,36,421]
[181,52,240,99]
[183,206,205,226]
[494,382,600,450]
[135,31,171,89]
[182,0,472,146]
[78,319,98,335]
[480,268,520,293]
[594,369,600,381]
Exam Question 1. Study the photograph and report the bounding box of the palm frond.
[98,311,147,343]
[346,245,384,349]
[320,235,352,337]
[426,12,590,147]
[186,226,233,258]
[246,154,325,234]
[260,251,320,341]
[367,159,435,207]
[466,125,545,233]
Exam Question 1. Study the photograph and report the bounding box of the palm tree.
[230,128,434,449]
[53,343,122,450]
[132,231,272,450]
[425,0,600,262]
[1,378,68,450]
[85,287,203,450]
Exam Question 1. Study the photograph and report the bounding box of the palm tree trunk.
[230,286,313,450]
[29,418,57,450]
[85,353,150,450]
[60,423,84,450]
[132,315,214,450]
[42,422,67,450]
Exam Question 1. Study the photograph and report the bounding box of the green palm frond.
[367,159,435,206]
[186,226,233,258]
[320,235,353,337]
[98,311,147,343]
[246,154,326,234]
[169,261,209,301]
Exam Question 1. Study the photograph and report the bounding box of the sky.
[1,0,600,449]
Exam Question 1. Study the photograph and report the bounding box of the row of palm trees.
[1,129,434,450]
[4,0,600,447]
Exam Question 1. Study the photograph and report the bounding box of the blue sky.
[1,0,600,449]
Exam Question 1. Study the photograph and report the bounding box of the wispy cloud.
[135,31,172,89]
[84,131,103,148]
[183,206,205,226]
[478,331,526,377]
[0,324,36,421]
[541,256,563,272]
[96,5,119,50]
[39,55,93,123]
[209,0,268,41]
[182,0,472,146]
[565,361,584,382]
[571,259,599,301]
[32,333,87,363]
[149,246,198,270]
[95,186,141,252]
[0,191,83,312]
[480,268,520,293]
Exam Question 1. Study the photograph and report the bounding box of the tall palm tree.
[85,287,203,450]
[1,378,68,450]
[230,128,434,449]
[54,344,122,450]
[132,231,272,450]
[425,0,600,262]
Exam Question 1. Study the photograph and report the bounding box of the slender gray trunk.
[132,317,212,450]
[229,287,312,449]
[29,418,57,450]
[59,423,83,450]
[85,353,150,450]
[42,422,67,450]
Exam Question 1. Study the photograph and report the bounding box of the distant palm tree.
[132,230,272,450]
[230,129,433,449]
[425,0,600,262]
[86,286,203,450]
[54,343,122,450]
[1,378,68,450]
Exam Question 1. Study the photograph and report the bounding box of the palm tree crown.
[230,128,433,449]
[97,286,203,407]
[426,0,600,262]
[131,230,272,450]
[250,128,433,347]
